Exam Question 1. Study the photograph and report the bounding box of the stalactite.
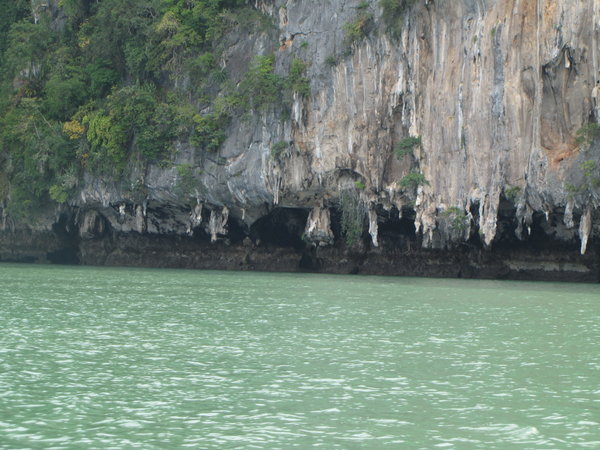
[368,208,379,247]
[209,207,229,243]
[304,206,334,246]
[579,207,592,255]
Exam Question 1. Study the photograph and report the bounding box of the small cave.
[376,206,418,248]
[147,204,174,222]
[146,203,191,234]
[328,202,372,249]
[492,198,579,252]
[48,212,80,265]
[189,224,211,242]
[327,206,343,243]
[527,211,580,251]
[467,201,484,247]
[492,197,519,246]
[250,207,309,250]
[52,212,78,239]
[328,204,419,250]
[225,216,248,245]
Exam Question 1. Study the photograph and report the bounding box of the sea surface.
[1,263,599,448]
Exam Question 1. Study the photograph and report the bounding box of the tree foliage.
[239,55,282,110]
[0,0,297,217]
[399,171,429,190]
[575,123,600,149]
[0,0,251,211]
[395,135,421,158]
[339,190,366,247]
[343,3,374,50]
[287,58,310,98]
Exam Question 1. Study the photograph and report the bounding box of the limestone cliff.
[2,0,600,281]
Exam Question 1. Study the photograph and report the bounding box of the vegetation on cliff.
[0,0,309,218]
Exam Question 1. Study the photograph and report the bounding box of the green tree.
[0,98,77,216]
[287,58,310,98]
[575,123,600,149]
[395,136,421,158]
[399,171,429,190]
[339,190,366,247]
[0,0,278,217]
[0,0,29,59]
[43,50,88,120]
[239,55,282,110]
[85,60,119,99]
[78,0,160,81]
[4,18,53,96]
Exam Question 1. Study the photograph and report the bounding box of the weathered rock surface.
[2,0,600,281]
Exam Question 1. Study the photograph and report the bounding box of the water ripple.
[1,264,599,448]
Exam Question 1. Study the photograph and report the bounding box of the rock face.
[2,0,600,281]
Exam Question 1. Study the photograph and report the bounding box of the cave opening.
[225,216,248,244]
[492,197,518,246]
[48,212,80,264]
[328,198,376,248]
[492,198,580,252]
[467,201,484,247]
[190,225,211,242]
[250,207,309,250]
[376,206,418,248]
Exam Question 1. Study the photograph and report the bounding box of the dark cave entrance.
[376,206,419,248]
[492,197,580,252]
[250,207,309,250]
[225,216,247,244]
[47,212,80,264]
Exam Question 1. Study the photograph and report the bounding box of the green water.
[1,264,599,448]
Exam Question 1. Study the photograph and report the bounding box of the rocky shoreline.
[1,204,597,283]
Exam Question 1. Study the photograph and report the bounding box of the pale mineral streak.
[304,206,335,246]
[209,207,229,243]
[579,207,593,255]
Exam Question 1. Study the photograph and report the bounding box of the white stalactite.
[579,207,593,255]
[368,208,379,247]
[187,203,203,236]
[209,207,229,243]
[304,206,334,246]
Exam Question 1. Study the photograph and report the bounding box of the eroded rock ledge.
[0,199,597,283]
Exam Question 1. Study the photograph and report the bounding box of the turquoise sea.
[1,263,599,448]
